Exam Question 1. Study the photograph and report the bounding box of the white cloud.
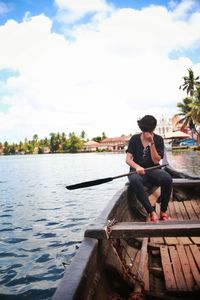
[0,1,10,15]
[0,1,200,142]
[170,0,197,20]
[54,0,114,24]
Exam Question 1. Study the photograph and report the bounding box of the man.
[126,115,172,222]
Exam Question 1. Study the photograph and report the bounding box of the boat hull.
[53,169,200,300]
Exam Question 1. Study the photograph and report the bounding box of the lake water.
[0,151,200,300]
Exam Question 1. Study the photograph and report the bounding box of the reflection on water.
[167,150,200,176]
[0,151,199,299]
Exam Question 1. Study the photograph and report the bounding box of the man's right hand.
[136,166,145,175]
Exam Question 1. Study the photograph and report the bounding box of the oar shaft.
[113,164,168,179]
[66,164,168,190]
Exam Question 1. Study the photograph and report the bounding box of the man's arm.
[126,152,145,174]
[145,133,161,164]
[149,143,161,164]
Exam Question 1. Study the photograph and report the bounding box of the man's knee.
[160,172,172,187]
[129,174,143,185]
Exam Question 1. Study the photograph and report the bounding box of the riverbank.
[172,145,200,151]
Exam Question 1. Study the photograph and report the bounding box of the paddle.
[66,164,168,190]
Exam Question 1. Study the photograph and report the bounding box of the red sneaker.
[149,211,159,222]
[160,212,170,221]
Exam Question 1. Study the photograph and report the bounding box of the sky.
[0,0,200,143]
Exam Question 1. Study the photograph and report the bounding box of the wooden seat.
[160,244,200,293]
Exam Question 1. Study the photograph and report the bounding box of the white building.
[155,114,173,138]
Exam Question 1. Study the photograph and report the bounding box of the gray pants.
[128,169,172,213]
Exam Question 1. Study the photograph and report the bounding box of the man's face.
[143,131,153,138]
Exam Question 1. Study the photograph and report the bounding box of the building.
[155,114,173,138]
[83,141,100,152]
[99,135,131,152]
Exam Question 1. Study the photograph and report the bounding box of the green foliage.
[177,69,200,144]
[65,133,83,152]
[0,130,110,155]
[179,68,200,97]
[92,132,107,142]
[92,136,102,142]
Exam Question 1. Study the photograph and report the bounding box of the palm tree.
[191,86,200,125]
[176,97,196,133]
[179,68,200,97]
[191,87,200,145]
[102,132,107,139]
[33,134,39,143]
[80,130,86,140]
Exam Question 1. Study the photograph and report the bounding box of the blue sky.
[0,1,169,24]
[0,0,200,142]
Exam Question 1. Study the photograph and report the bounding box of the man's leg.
[147,169,172,213]
[129,173,154,213]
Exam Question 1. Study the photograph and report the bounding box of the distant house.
[99,135,131,152]
[43,146,50,154]
[83,141,100,152]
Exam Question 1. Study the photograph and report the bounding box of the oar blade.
[66,177,113,190]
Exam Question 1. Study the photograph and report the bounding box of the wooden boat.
[52,161,200,300]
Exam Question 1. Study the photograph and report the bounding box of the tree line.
[0,131,107,155]
[0,68,200,155]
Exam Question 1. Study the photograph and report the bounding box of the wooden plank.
[178,202,189,220]
[85,221,200,239]
[143,255,149,291]
[174,201,192,245]
[164,237,179,245]
[185,246,200,288]
[150,237,164,244]
[173,201,183,220]
[194,199,200,208]
[176,245,193,290]
[168,202,177,219]
[169,246,187,291]
[177,237,192,245]
[189,244,200,270]
[184,201,198,220]
[160,246,177,291]
[133,238,149,293]
[166,203,179,245]
[191,200,200,218]
[190,237,200,245]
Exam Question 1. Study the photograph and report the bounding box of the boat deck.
[107,191,200,299]
[144,195,200,297]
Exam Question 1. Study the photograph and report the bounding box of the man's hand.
[136,166,145,175]
[143,132,154,143]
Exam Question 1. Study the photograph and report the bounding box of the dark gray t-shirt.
[127,133,164,170]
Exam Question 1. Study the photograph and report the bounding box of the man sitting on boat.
[126,115,172,222]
